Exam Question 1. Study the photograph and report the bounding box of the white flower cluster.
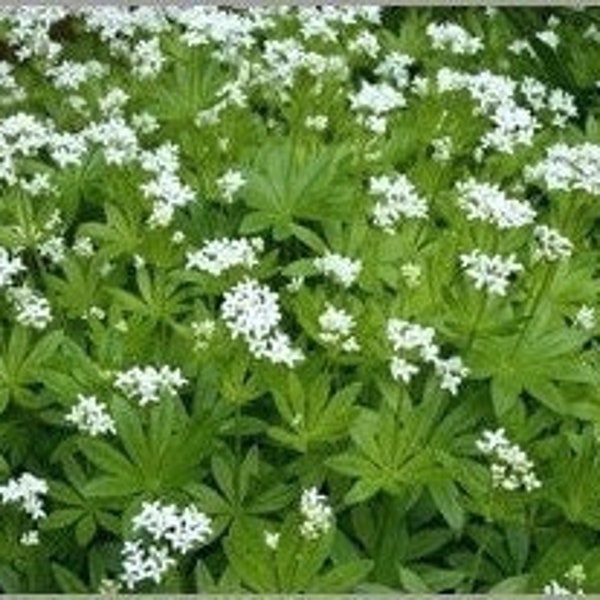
[65,394,116,437]
[130,37,165,79]
[190,319,216,351]
[526,142,600,196]
[0,61,26,105]
[533,225,573,262]
[305,114,328,131]
[20,529,40,546]
[369,173,428,232]
[374,51,413,88]
[460,250,523,296]
[386,318,468,395]
[114,365,187,406]
[318,304,360,352]
[121,500,212,590]
[132,500,213,554]
[520,77,577,127]
[0,472,48,520]
[264,530,280,550]
[350,80,406,134]
[437,68,540,155]
[431,136,453,162]
[139,143,196,228]
[216,169,246,203]
[7,285,52,330]
[220,278,304,367]
[544,564,586,597]
[186,237,264,276]
[257,37,347,93]
[86,116,138,166]
[573,305,596,331]
[348,30,380,58]
[426,21,483,55]
[313,252,362,288]
[47,59,106,90]
[120,541,175,590]
[456,179,536,229]
[299,487,333,540]
[543,580,584,597]
[0,247,25,288]
[476,428,541,492]
[2,7,66,62]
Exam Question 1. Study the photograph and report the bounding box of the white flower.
[533,225,573,262]
[460,250,523,296]
[548,89,577,127]
[348,30,379,58]
[72,235,95,257]
[401,262,422,288]
[436,68,540,155]
[318,304,360,352]
[543,581,575,596]
[98,88,129,116]
[38,234,66,264]
[386,319,437,356]
[426,21,483,55]
[221,278,281,341]
[390,356,419,383]
[99,578,121,595]
[133,500,212,554]
[476,428,541,492]
[299,487,333,540]
[114,365,187,406]
[431,136,453,162]
[526,143,600,196]
[131,37,164,79]
[305,114,328,131]
[536,29,560,49]
[369,173,428,231]
[216,169,246,203]
[374,51,413,88]
[433,356,469,395]
[456,179,536,229]
[20,529,40,546]
[0,247,25,288]
[0,472,48,520]
[186,237,263,276]
[65,394,116,437]
[220,278,304,367]
[314,252,362,288]
[7,285,52,330]
[573,305,595,331]
[350,80,406,116]
[120,540,175,590]
[264,530,280,550]
[386,318,467,394]
[190,319,216,350]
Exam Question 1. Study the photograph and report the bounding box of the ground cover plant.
[0,5,599,594]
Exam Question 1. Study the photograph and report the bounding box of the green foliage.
[0,5,599,595]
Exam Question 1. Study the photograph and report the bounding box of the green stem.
[468,486,494,592]
[233,400,242,510]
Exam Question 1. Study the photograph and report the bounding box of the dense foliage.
[0,5,599,594]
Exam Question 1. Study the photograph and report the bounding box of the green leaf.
[75,515,97,547]
[429,480,465,531]
[223,517,278,592]
[77,438,137,479]
[51,563,88,593]
[110,396,151,471]
[309,559,373,592]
